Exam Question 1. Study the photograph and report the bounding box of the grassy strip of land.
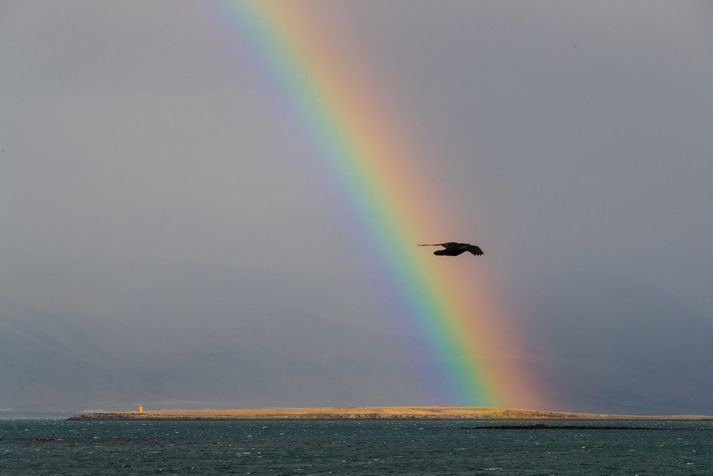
[68,406,713,421]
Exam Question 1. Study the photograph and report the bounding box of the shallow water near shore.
[1,419,711,474]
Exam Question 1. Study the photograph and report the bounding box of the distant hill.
[524,273,713,414]
[4,272,713,414]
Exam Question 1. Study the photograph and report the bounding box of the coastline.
[68,406,713,421]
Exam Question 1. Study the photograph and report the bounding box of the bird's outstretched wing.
[417,243,445,247]
[468,246,484,256]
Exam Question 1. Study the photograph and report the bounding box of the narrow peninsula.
[68,406,713,421]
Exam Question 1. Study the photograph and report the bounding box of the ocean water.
[1,419,711,474]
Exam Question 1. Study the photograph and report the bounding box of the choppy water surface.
[1,419,711,474]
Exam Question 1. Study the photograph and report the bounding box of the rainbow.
[213,0,539,406]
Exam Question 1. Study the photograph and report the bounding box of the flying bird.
[418,242,484,257]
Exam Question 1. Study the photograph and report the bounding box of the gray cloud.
[1,1,712,412]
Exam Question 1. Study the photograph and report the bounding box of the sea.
[1,418,711,474]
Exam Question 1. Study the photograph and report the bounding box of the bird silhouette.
[418,242,484,256]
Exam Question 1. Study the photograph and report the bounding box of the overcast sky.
[1,0,712,413]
